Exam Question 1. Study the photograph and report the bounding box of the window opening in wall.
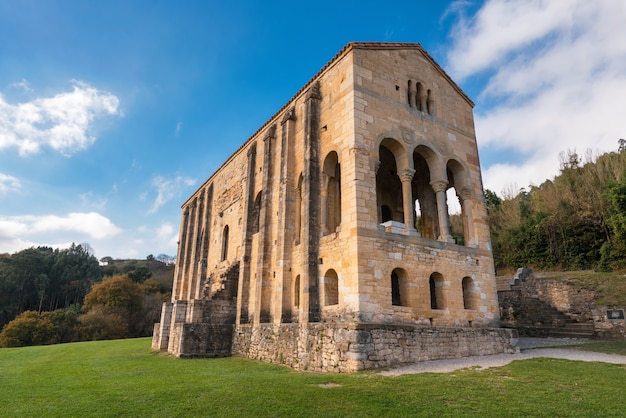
[462,276,478,310]
[323,151,341,233]
[407,80,434,116]
[391,271,401,306]
[446,160,471,246]
[221,225,229,261]
[429,276,437,309]
[376,141,404,224]
[323,269,339,306]
[416,82,425,112]
[294,275,300,308]
[412,147,439,239]
[251,191,262,234]
[391,268,408,307]
[295,174,303,244]
[429,272,445,310]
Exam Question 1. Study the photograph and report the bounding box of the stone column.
[236,144,257,325]
[278,108,296,323]
[431,180,454,242]
[187,196,202,300]
[458,186,478,247]
[171,209,188,301]
[195,184,213,299]
[398,168,416,231]
[301,81,322,324]
[180,203,196,299]
[255,125,276,324]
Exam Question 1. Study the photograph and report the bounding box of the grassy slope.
[542,271,626,306]
[1,338,625,417]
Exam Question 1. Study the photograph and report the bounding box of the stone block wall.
[169,323,234,358]
[232,323,516,372]
[498,272,625,340]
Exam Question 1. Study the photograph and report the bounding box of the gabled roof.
[184,42,472,207]
[246,42,473,148]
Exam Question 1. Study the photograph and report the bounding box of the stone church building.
[152,42,515,372]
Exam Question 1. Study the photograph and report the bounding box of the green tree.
[0,311,57,347]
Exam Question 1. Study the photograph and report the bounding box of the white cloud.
[156,222,178,248]
[9,79,33,92]
[0,173,21,194]
[0,212,122,242]
[149,175,196,214]
[445,1,626,196]
[0,80,120,156]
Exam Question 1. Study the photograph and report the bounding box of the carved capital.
[398,168,416,183]
[263,124,277,142]
[430,179,448,193]
[306,81,321,101]
[281,107,296,124]
[457,186,473,202]
[375,160,381,175]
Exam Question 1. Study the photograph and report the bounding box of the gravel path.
[380,338,626,376]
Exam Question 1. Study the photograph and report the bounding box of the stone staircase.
[515,297,595,339]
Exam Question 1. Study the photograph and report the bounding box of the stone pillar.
[458,186,478,247]
[171,209,188,301]
[187,196,202,300]
[398,168,416,231]
[236,144,257,325]
[180,201,196,299]
[194,184,213,299]
[431,180,454,242]
[301,81,322,324]
[278,108,296,323]
[152,302,172,350]
[255,125,276,324]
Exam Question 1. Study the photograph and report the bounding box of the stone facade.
[152,42,516,371]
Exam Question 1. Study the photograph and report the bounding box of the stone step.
[547,330,595,338]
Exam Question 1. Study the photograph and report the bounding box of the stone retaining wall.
[497,272,625,340]
[232,323,516,372]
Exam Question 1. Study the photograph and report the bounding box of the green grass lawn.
[1,338,625,417]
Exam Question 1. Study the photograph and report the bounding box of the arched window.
[462,277,478,310]
[376,140,405,224]
[416,82,425,112]
[446,159,473,246]
[426,89,435,116]
[295,174,303,244]
[323,269,339,306]
[429,272,445,310]
[221,225,229,261]
[412,146,439,239]
[391,268,408,306]
[323,152,341,233]
[251,191,262,234]
[294,275,301,308]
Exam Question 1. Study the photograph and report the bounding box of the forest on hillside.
[0,245,174,347]
[485,142,626,274]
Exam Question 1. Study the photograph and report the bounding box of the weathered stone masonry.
[152,42,516,371]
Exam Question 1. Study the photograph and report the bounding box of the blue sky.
[1,1,625,259]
